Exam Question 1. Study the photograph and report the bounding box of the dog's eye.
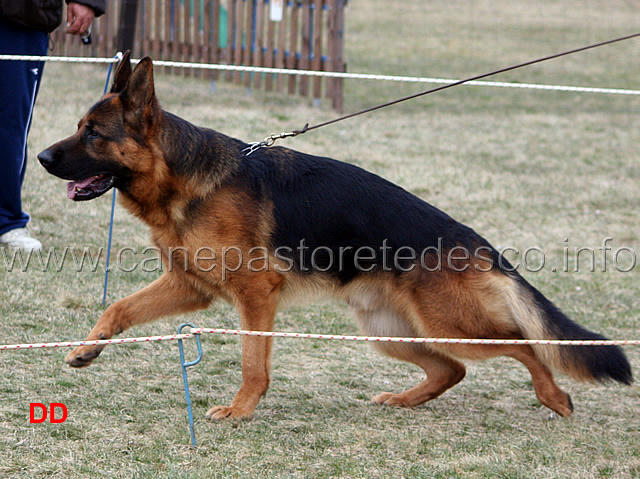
[86,126,100,138]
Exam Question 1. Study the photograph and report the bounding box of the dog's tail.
[497,269,632,385]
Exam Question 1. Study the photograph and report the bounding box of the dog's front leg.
[66,272,213,367]
[205,334,275,421]
[206,273,282,420]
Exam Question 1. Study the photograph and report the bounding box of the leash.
[243,31,640,155]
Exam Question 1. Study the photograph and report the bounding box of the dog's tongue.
[67,176,101,199]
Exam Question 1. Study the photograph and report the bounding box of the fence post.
[118,0,140,53]
[328,0,345,112]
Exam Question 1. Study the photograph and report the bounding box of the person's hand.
[66,2,95,36]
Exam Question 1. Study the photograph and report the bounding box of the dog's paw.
[550,393,574,418]
[371,392,410,407]
[65,344,105,368]
[205,405,253,421]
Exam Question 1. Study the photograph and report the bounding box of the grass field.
[1,0,639,477]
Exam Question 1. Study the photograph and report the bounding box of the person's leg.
[0,18,48,247]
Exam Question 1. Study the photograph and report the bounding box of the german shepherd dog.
[38,52,631,420]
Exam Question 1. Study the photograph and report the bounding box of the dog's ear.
[119,56,158,129]
[111,50,132,93]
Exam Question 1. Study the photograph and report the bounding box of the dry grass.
[1,0,639,477]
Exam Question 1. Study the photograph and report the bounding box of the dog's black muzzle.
[37,147,57,170]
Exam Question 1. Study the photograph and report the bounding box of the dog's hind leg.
[354,307,465,407]
[506,346,574,417]
[371,342,466,407]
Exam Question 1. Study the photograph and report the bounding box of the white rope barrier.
[1,53,638,96]
[0,333,194,350]
[1,328,639,351]
[0,53,122,64]
[191,328,640,346]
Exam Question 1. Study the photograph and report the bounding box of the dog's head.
[38,51,161,201]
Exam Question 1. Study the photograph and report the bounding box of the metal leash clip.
[243,123,309,156]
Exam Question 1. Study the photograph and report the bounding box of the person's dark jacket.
[0,0,106,33]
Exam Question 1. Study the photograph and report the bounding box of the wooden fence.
[51,0,346,111]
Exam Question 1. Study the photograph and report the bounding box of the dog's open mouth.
[67,175,115,201]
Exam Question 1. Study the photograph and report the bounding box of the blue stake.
[101,55,118,305]
[102,189,116,305]
[177,323,203,448]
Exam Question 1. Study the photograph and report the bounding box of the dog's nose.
[37,149,55,167]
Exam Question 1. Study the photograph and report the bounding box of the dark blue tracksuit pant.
[0,18,48,235]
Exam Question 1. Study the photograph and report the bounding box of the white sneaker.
[0,228,42,251]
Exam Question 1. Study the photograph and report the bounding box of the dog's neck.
[159,111,243,183]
